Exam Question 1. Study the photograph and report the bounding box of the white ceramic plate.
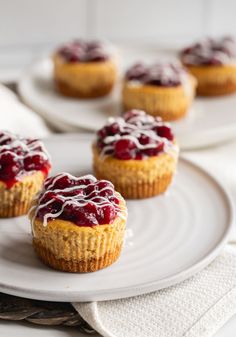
[0,134,233,302]
[18,46,236,149]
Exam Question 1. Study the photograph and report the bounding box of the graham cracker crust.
[55,79,114,98]
[196,82,236,96]
[94,171,174,199]
[33,241,122,273]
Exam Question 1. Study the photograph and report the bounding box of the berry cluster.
[35,174,120,226]
[0,131,51,188]
[58,40,110,63]
[180,36,236,66]
[125,63,187,87]
[97,110,174,160]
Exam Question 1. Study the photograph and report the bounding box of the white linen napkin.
[74,246,236,337]
[0,84,50,138]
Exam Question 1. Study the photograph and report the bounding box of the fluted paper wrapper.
[0,172,44,218]
[31,199,127,273]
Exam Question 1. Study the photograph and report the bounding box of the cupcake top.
[125,62,189,87]
[0,131,51,188]
[56,39,113,63]
[30,173,126,227]
[180,36,236,66]
[96,110,177,160]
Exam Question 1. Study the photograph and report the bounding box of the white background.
[0,0,236,80]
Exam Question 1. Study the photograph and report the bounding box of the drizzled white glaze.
[98,111,177,158]
[29,173,127,228]
[57,39,117,62]
[126,62,189,86]
[181,37,236,66]
[0,131,50,162]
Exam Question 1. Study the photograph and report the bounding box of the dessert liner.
[98,173,174,199]
[122,76,196,121]
[0,172,45,218]
[184,64,236,96]
[55,80,114,98]
[33,241,123,273]
[93,146,178,199]
[31,202,127,273]
[53,55,117,98]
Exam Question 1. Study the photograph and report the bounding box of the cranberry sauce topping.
[125,63,188,87]
[0,131,51,188]
[180,36,236,66]
[57,39,112,63]
[30,173,125,227]
[96,110,176,160]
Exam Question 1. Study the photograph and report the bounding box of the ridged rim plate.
[18,45,236,149]
[0,134,233,302]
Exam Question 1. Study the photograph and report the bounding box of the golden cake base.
[0,172,45,218]
[55,79,114,98]
[30,195,127,273]
[33,241,122,273]
[53,54,117,98]
[95,172,173,199]
[184,64,236,96]
[122,76,196,121]
[93,145,178,199]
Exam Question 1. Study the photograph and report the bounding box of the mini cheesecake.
[53,39,118,98]
[0,131,51,217]
[93,109,179,199]
[180,36,236,96]
[122,63,196,121]
[29,173,127,272]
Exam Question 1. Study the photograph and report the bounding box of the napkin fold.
[0,83,50,138]
[74,246,236,337]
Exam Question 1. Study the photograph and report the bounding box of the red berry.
[24,154,46,171]
[156,126,174,141]
[0,153,21,180]
[114,139,136,160]
[143,142,164,156]
[139,134,151,145]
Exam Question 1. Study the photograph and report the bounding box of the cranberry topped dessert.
[0,131,51,188]
[31,173,124,227]
[29,173,127,273]
[57,40,111,63]
[180,37,236,96]
[180,37,236,66]
[122,62,196,121]
[93,110,179,199]
[96,110,175,160]
[53,39,118,98]
[125,62,188,87]
[0,131,51,217]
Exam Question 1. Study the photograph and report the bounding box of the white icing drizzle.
[29,173,127,228]
[58,39,116,62]
[181,37,236,65]
[98,111,177,157]
[126,62,189,86]
[0,131,51,164]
